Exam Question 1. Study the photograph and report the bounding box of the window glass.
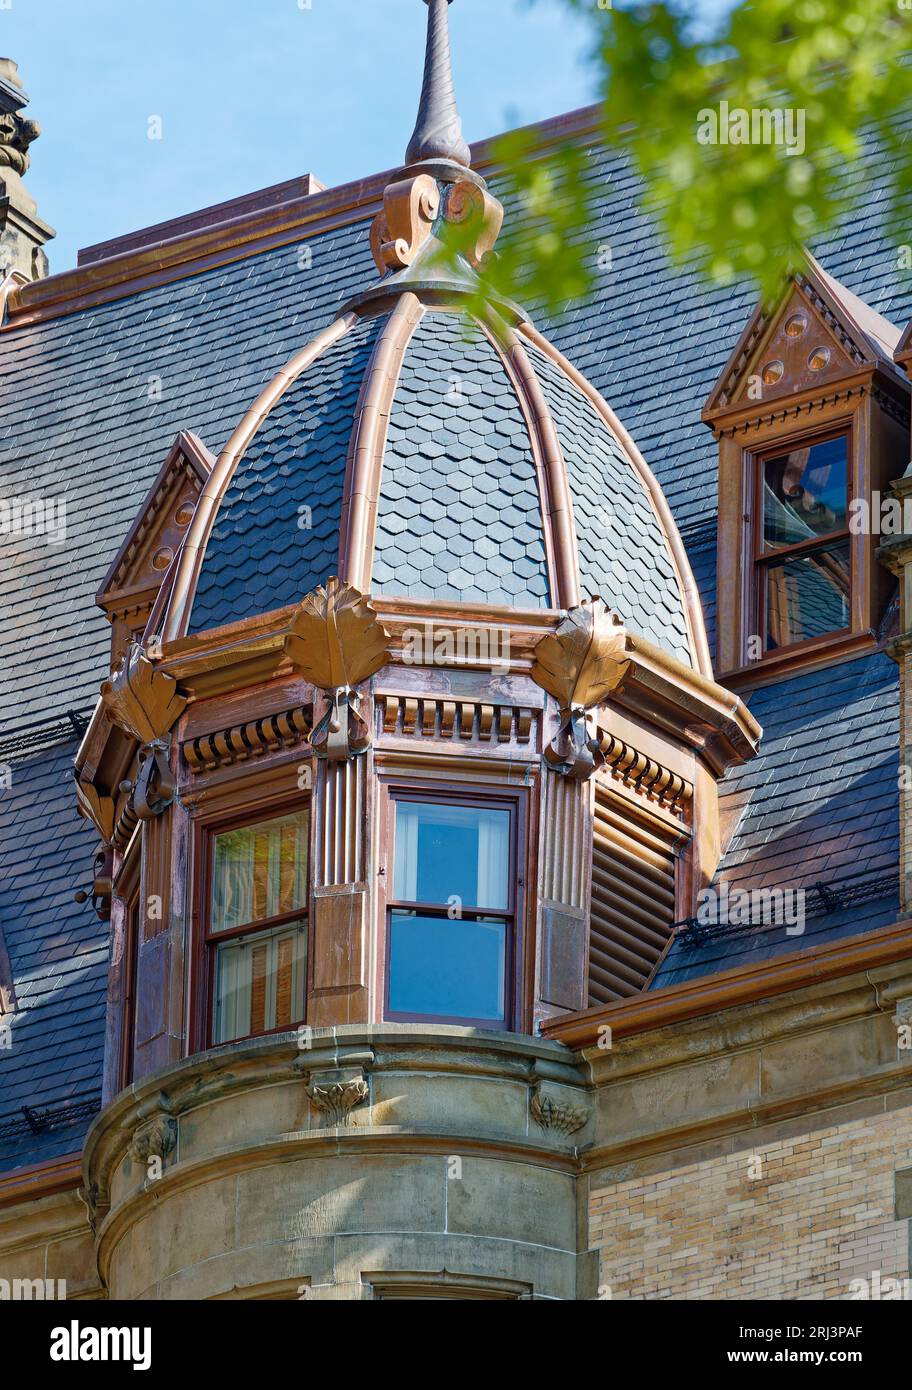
[214,921,307,1044]
[764,540,851,649]
[762,435,848,550]
[393,802,509,911]
[211,809,308,933]
[388,912,506,1022]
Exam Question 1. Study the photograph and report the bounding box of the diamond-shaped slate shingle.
[527,342,692,666]
[190,314,386,633]
[373,312,551,607]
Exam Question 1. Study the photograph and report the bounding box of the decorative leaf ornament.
[101,642,188,745]
[532,600,631,781]
[285,578,392,760]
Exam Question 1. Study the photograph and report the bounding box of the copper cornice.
[2,105,604,330]
[519,320,714,681]
[541,917,912,1050]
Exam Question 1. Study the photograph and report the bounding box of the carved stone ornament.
[131,1114,178,1164]
[285,578,391,761]
[532,600,631,781]
[530,1083,590,1137]
[305,1072,369,1127]
[370,173,441,275]
[101,641,188,746]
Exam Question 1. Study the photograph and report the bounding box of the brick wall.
[590,1103,912,1299]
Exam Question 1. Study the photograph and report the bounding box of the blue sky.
[2,0,606,272]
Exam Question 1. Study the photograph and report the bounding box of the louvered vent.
[588,790,679,1005]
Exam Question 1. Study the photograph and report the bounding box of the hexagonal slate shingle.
[373,312,551,607]
[526,341,693,667]
[190,314,386,633]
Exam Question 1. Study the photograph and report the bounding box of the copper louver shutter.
[588,791,679,1005]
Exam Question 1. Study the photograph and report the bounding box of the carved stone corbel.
[530,1082,590,1137]
[131,1113,178,1164]
[531,600,631,781]
[285,578,391,761]
[370,173,441,275]
[305,1067,370,1126]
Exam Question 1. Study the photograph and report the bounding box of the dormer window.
[754,428,851,654]
[203,806,310,1045]
[704,257,910,685]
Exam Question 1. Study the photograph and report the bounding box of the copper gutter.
[0,1152,83,1209]
[519,320,714,680]
[339,293,425,592]
[542,917,912,1050]
[162,312,359,642]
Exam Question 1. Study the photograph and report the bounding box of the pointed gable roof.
[96,430,214,623]
[703,254,906,428]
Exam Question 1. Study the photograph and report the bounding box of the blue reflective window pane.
[393,802,509,911]
[389,911,506,1021]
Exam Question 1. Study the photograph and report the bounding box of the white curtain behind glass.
[393,803,509,910]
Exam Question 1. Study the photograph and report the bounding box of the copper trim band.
[542,916,912,1049]
[339,293,425,592]
[519,320,714,680]
[161,312,360,642]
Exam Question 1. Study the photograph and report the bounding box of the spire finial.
[405,0,471,169]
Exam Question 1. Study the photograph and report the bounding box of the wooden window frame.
[190,795,312,1051]
[749,421,854,661]
[376,780,528,1032]
[114,845,141,1089]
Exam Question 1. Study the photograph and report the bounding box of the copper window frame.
[748,422,854,660]
[377,782,526,1032]
[191,797,312,1051]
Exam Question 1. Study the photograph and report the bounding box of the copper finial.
[405,0,471,169]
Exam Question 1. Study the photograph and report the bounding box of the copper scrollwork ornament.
[100,642,188,818]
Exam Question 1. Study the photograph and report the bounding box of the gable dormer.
[96,431,214,667]
[703,256,909,686]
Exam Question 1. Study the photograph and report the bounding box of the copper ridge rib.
[519,319,714,681]
[501,331,580,611]
[339,292,424,593]
[161,312,359,642]
[475,313,563,610]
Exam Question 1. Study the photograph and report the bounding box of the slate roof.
[191,313,386,633]
[373,311,551,607]
[0,112,908,1170]
[0,740,105,1168]
[526,339,692,664]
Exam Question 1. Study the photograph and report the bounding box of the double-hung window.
[384,794,518,1029]
[205,807,309,1045]
[754,430,851,653]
